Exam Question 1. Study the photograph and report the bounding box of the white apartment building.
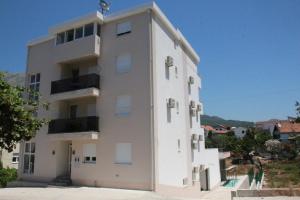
[19,2,220,197]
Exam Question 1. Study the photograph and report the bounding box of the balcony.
[50,74,100,101]
[48,116,99,140]
[53,35,100,64]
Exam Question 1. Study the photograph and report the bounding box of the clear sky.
[0,0,299,122]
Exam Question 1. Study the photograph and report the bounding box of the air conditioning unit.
[190,109,196,116]
[190,101,196,109]
[189,76,194,85]
[167,98,176,108]
[192,142,199,150]
[199,135,204,141]
[199,165,205,171]
[193,166,199,173]
[192,134,199,141]
[197,104,202,112]
[166,56,174,67]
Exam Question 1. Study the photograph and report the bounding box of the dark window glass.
[84,23,94,37]
[75,27,83,39]
[36,73,40,82]
[92,157,96,162]
[56,32,65,44]
[66,29,74,42]
[30,75,35,83]
[70,105,77,119]
[97,24,101,36]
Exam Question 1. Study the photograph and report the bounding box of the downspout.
[148,8,156,191]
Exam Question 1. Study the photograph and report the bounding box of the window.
[29,73,40,101]
[83,144,96,164]
[84,23,94,37]
[75,27,83,39]
[23,142,35,174]
[116,54,132,74]
[115,143,132,164]
[66,29,74,42]
[117,21,131,36]
[12,153,19,164]
[70,105,77,119]
[97,24,101,36]
[56,32,65,45]
[115,95,131,116]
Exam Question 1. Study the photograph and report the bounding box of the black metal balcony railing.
[51,74,100,94]
[48,116,99,134]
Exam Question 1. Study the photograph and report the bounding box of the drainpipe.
[148,8,156,191]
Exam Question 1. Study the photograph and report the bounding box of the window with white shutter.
[116,53,132,74]
[115,143,132,164]
[117,21,131,36]
[83,144,96,163]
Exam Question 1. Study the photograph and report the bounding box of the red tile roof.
[276,122,300,134]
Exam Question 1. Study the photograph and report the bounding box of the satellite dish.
[99,0,110,14]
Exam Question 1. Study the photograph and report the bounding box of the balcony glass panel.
[48,116,99,134]
[51,73,100,94]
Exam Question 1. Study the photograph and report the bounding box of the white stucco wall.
[234,127,248,139]
[152,15,189,187]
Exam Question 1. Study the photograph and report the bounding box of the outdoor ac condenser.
[166,56,174,67]
[167,98,176,108]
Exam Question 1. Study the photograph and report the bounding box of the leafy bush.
[0,168,17,187]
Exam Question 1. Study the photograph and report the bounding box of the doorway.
[200,169,210,191]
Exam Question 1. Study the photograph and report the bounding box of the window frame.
[23,142,35,174]
[115,95,132,117]
[83,144,96,164]
[116,21,132,36]
[84,23,94,37]
[116,53,132,74]
[115,143,132,165]
[12,153,19,164]
[29,73,41,102]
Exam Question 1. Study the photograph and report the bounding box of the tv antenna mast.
[99,0,110,15]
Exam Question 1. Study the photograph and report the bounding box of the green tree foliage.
[0,72,48,152]
[206,128,272,162]
[296,101,300,123]
[0,167,17,187]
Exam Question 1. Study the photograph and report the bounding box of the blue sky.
[0,0,299,122]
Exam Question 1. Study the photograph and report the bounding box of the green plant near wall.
[0,167,17,187]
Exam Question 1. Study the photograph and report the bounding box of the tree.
[265,139,281,159]
[0,72,47,152]
[296,101,300,123]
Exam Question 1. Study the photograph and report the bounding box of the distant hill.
[2,72,25,86]
[201,115,254,128]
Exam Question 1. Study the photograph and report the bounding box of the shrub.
[0,168,17,187]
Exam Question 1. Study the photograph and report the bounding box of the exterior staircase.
[50,175,72,186]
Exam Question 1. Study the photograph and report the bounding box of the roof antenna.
[99,0,110,15]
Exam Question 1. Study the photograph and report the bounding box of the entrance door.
[67,143,72,175]
[200,169,210,191]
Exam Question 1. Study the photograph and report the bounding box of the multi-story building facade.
[19,2,220,197]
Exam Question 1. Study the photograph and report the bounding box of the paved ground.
[1,187,299,200]
[233,198,300,200]
[0,187,184,200]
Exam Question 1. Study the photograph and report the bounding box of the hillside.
[201,115,254,128]
[2,72,25,86]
